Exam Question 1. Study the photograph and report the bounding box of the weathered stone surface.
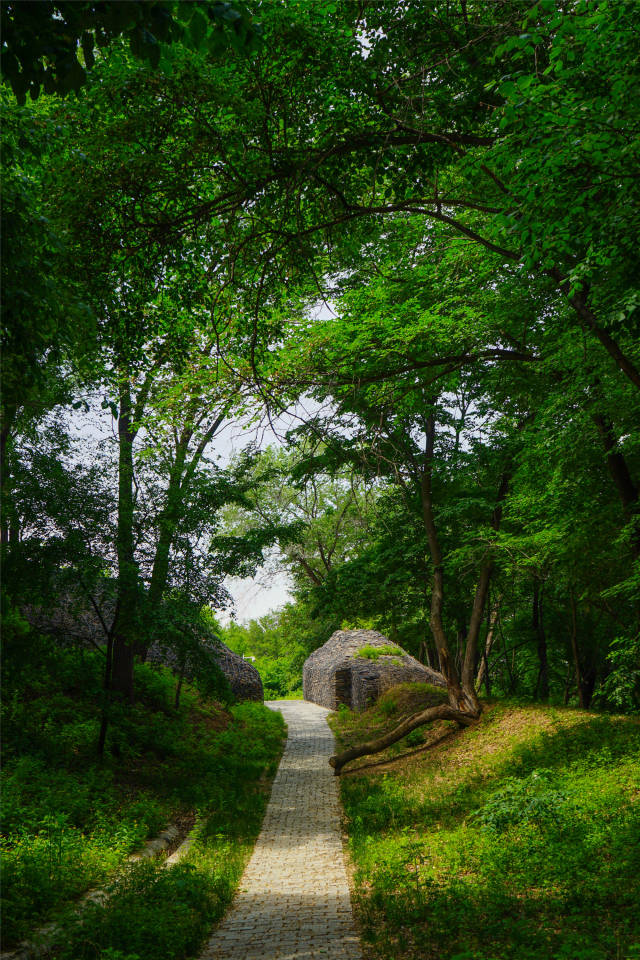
[210,641,264,703]
[25,595,264,703]
[303,628,445,712]
[199,700,362,960]
[147,636,264,703]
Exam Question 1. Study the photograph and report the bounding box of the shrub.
[355,645,403,661]
[468,768,572,833]
[56,860,220,960]
[0,640,285,950]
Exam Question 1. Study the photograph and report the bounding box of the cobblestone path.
[199,700,363,960]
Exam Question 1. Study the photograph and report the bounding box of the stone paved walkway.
[199,700,363,960]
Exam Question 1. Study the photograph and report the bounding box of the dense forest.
[1,1,639,958]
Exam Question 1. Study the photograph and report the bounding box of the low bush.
[55,860,221,960]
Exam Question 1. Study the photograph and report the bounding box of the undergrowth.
[355,645,404,661]
[1,631,285,957]
[331,685,640,960]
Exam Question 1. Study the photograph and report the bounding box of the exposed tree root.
[329,704,477,775]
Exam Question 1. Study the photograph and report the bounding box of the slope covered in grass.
[330,684,640,960]
[1,636,285,956]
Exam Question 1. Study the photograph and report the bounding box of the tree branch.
[329,703,475,775]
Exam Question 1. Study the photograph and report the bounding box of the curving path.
[199,700,363,960]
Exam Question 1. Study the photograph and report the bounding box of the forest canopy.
[2,0,639,725]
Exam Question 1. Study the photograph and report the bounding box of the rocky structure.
[303,628,445,712]
[147,636,264,703]
[26,596,263,703]
[209,640,264,702]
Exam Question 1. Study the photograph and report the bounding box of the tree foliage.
[2,0,639,760]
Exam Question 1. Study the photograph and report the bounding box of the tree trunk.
[97,630,114,758]
[547,270,640,393]
[476,594,501,694]
[461,472,509,710]
[418,638,433,668]
[563,660,573,705]
[419,417,469,712]
[141,410,228,660]
[533,578,549,700]
[569,587,584,707]
[1,410,16,546]
[460,562,491,713]
[329,703,475,775]
[569,587,597,710]
[571,295,640,393]
[175,666,185,709]
[140,463,187,660]
[418,419,510,717]
[592,413,640,560]
[111,379,138,704]
[333,422,511,776]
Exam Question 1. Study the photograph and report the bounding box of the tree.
[107,0,638,394]
[0,91,94,542]
[1,1,261,103]
[219,444,377,590]
[3,0,638,765]
[269,216,639,769]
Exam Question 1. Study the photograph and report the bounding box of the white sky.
[221,568,293,625]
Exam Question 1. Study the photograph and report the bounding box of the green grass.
[265,689,305,701]
[355,644,404,661]
[330,685,640,960]
[1,634,285,956]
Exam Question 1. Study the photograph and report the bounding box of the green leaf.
[190,9,208,48]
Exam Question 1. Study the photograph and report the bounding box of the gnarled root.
[329,704,477,775]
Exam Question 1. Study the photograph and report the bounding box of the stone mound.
[302,628,445,712]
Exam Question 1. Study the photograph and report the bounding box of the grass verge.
[330,683,640,960]
[1,634,285,958]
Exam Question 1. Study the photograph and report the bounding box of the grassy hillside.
[330,685,640,960]
[1,636,285,957]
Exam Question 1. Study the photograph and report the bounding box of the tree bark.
[174,665,185,710]
[563,660,573,706]
[329,703,475,775]
[570,608,597,709]
[111,378,138,703]
[419,416,469,712]
[592,413,640,560]
[1,407,16,546]
[329,428,510,774]
[533,578,549,701]
[476,595,501,694]
[572,296,640,393]
[140,409,228,660]
[97,628,114,758]
[569,586,587,708]
[546,271,640,393]
[461,472,509,709]
[140,440,190,659]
